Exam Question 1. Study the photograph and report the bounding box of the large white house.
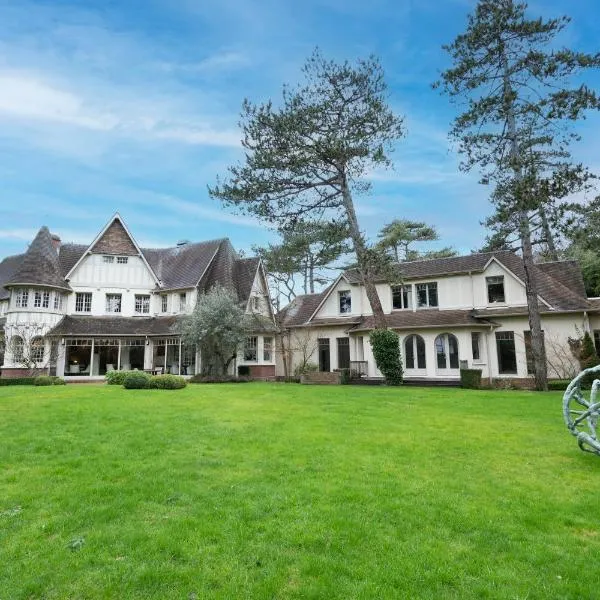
[0,214,277,380]
[278,251,600,384]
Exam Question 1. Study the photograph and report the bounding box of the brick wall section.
[248,365,275,380]
[301,372,341,385]
[91,220,138,255]
[1,367,48,378]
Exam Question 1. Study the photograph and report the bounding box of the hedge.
[460,369,482,389]
[148,374,187,389]
[189,375,251,384]
[34,376,66,386]
[0,377,36,386]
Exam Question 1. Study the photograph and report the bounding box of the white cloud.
[0,71,241,149]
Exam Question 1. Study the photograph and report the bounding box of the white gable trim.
[194,243,222,289]
[306,273,352,323]
[65,213,160,286]
[484,256,552,309]
[247,259,277,324]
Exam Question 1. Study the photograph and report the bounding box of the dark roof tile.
[5,227,71,291]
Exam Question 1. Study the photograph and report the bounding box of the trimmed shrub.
[339,368,352,385]
[369,329,403,386]
[148,374,187,390]
[0,377,36,386]
[123,371,152,389]
[189,375,251,384]
[34,376,65,386]
[460,369,482,389]
[105,370,137,385]
[294,362,318,376]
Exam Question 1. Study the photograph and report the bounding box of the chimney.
[51,234,61,253]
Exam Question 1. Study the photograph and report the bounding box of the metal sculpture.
[563,364,600,456]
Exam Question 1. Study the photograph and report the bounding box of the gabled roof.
[4,226,71,292]
[278,251,591,329]
[343,250,588,312]
[0,219,262,303]
[277,289,330,327]
[143,239,223,291]
[64,213,160,285]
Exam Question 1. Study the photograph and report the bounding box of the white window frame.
[392,284,412,310]
[105,294,122,313]
[75,292,92,313]
[339,290,352,314]
[34,291,42,308]
[244,336,258,362]
[416,282,438,309]
[263,336,273,361]
[135,294,151,314]
[42,291,50,308]
[103,255,114,264]
[179,293,187,312]
[486,276,506,304]
[161,294,168,313]
[117,256,129,264]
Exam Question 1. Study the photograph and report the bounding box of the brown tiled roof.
[536,260,587,299]
[349,310,497,333]
[48,316,181,337]
[0,253,24,300]
[343,251,588,312]
[234,258,260,303]
[5,227,71,291]
[1,229,263,308]
[278,289,330,327]
[143,239,223,290]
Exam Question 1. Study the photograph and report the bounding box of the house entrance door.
[318,338,330,372]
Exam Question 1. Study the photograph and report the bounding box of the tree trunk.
[502,47,548,391]
[340,175,386,328]
[519,211,549,390]
[539,204,559,261]
[309,255,315,294]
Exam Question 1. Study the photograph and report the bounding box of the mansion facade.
[278,251,600,384]
[1,214,598,385]
[0,215,277,380]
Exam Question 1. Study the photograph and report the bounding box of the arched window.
[30,337,45,363]
[404,334,426,370]
[11,336,24,362]
[435,333,459,370]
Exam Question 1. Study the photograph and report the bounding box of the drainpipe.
[486,325,494,385]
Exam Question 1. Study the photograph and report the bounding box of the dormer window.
[103,255,114,264]
[339,290,352,314]
[392,285,412,310]
[486,276,505,303]
[179,293,187,312]
[416,282,438,308]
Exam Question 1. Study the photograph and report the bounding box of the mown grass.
[0,383,598,599]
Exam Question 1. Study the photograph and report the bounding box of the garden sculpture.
[563,364,600,456]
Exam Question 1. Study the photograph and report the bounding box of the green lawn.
[0,383,598,599]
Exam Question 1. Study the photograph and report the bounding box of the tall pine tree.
[436,0,600,390]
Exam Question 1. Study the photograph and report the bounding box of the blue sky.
[1,0,600,259]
